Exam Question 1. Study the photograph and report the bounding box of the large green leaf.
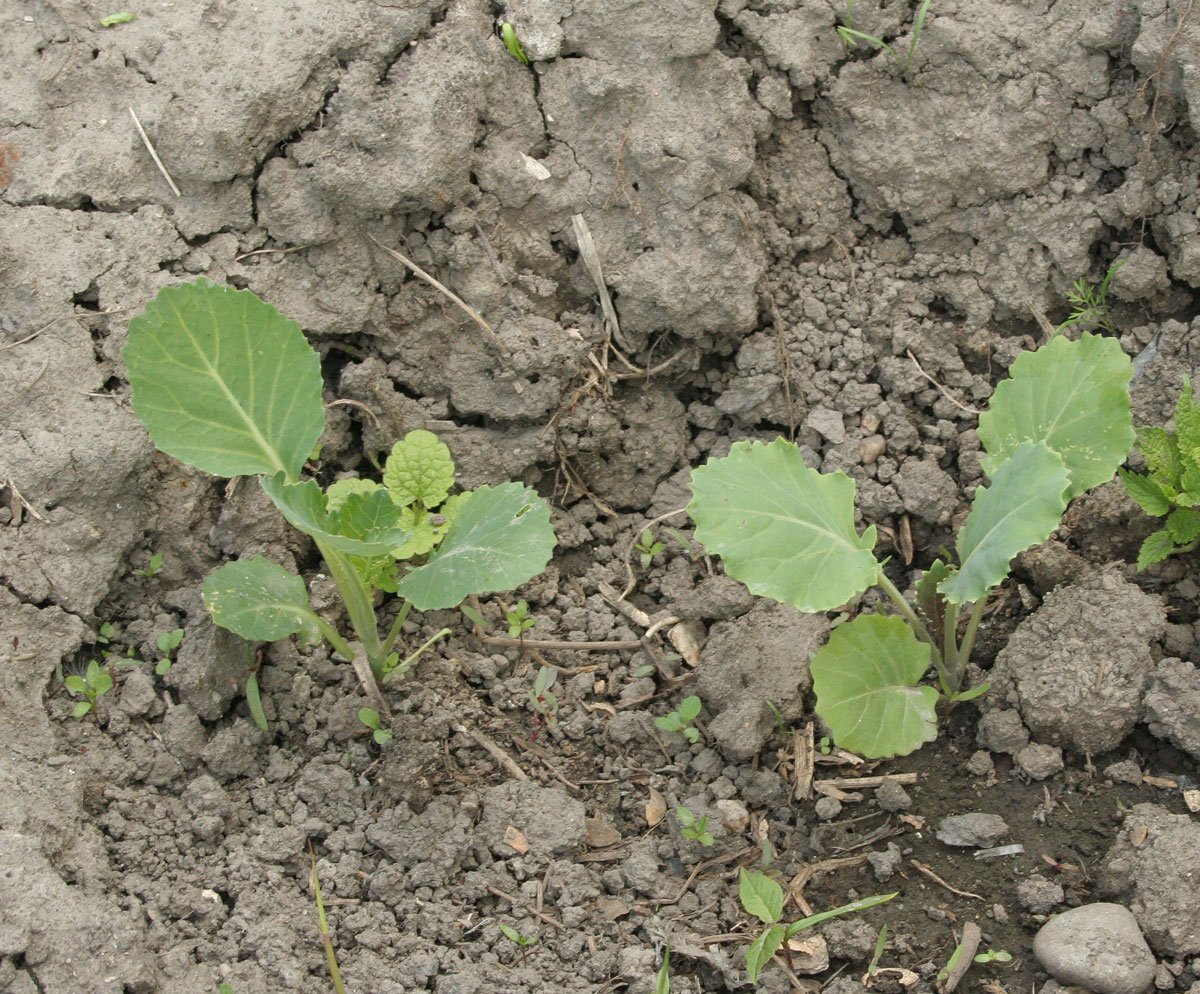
[978,332,1134,498]
[383,429,456,508]
[396,483,555,610]
[939,442,1070,605]
[688,438,878,613]
[124,279,325,480]
[811,614,938,759]
[201,557,319,642]
[260,474,410,556]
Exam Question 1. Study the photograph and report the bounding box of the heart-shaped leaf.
[938,442,1070,605]
[260,474,410,556]
[396,483,556,610]
[811,614,938,759]
[124,279,325,481]
[688,438,878,613]
[201,557,319,642]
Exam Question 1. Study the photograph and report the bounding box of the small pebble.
[875,780,912,811]
[1016,743,1065,781]
[936,813,1009,847]
[1017,874,1065,914]
[715,799,749,833]
[867,842,903,882]
[814,796,843,820]
[966,750,995,776]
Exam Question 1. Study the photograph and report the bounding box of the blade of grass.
[309,846,347,994]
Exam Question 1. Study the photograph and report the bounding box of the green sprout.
[867,925,888,977]
[974,949,1013,965]
[528,666,559,736]
[1119,375,1200,569]
[837,0,932,75]
[505,599,536,639]
[122,280,556,701]
[635,528,665,568]
[739,868,897,982]
[65,660,114,717]
[676,805,714,846]
[309,847,347,994]
[689,332,1135,759]
[655,945,672,994]
[1058,260,1124,334]
[498,21,530,65]
[154,628,183,676]
[498,922,537,964]
[100,11,136,27]
[654,695,702,743]
[133,551,164,578]
[358,707,393,745]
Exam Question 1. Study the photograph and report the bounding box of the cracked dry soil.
[3,1,1200,992]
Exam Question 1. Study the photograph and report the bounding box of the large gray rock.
[988,571,1165,754]
[1142,657,1200,761]
[1033,903,1156,994]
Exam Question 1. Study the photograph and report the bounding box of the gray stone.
[1016,743,1065,781]
[1105,760,1144,785]
[477,782,587,859]
[895,457,959,525]
[966,750,995,776]
[117,670,158,717]
[1018,874,1065,914]
[1143,658,1200,761]
[867,843,903,882]
[977,709,1030,755]
[875,780,912,811]
[670,574,756,621]
[814,796,843,821]
[165,606,248,721]
[1033,903,1156,994]
[936,813,1009,847]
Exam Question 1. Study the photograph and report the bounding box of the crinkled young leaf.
[1137,529,1178,570]
[1137,427,1181,488]
[745,925,787,983]
[1167,507,1200,544]
[739,869,784,925]
[811,614,938,759]
[393,506,439,560]
[201,557,319,642]
[939,442,1070,605]
[383,430,456,508]
[1175,377,1200,463]
[325,477,384,513]
[914,558,952,631]
[688,438,878,613]
[260,474,409,556]
[978,332,1134,498]
[1118,468,1172,518]
[396,483,555,610]
[124,279,324,481]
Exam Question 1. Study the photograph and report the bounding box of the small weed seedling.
[65,660,114,717]
[676,805,714,846]
[655,695,702,743]
[655,944,672,994]
[154,628,183,675]
[739,868,896,982]
[866,925,888,978]
[358,707,393,745]
[690,332,1135,758]
[498,923,537,964]
[100,11,135,26]
[1058,260,1124,334]
[1119,375,1200,568]
[974,949,1013,966]
[635,528,665,568]
[309,847,347,994]
[528,666,559,740]
[498,21,529,65]
[838,0,933,75]
[505,599,536,639]
[123,280,556,699]
[133,551,164,578]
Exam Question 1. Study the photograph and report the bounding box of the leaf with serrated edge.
[1137,427,1181,488]
[940,442,1070,605]
[325,478,383,513]
[1137,529,1177,570]
[201,557,318,641]
[383,430,456,508]
[688,438,878,613]
[978,332,1133,498]
[739,869,784,925]
[811,614,938,759]
[396,483,555,610]
[260,474,409,556]
[745,926,787,983]
[1118,469,1172,518]
[1167,507,1200,544]
[124,279,324,480]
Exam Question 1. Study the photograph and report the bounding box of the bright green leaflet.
[201,557,320,642]
[739,869,784,925]
[811,614,938,759]
[397,483,556,610]
[978,332,1133,499]
[1118,468,1172,517]
[745,925,788,982]
[499,22,530,65]
[938,441,1070,605]
[383,430,456,508]
[100,11,135,26]
[325,477,382,513]
[123,279,324,481]
[688,438,878,613]
[260,474,410,556]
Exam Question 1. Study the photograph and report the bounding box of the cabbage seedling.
[123,279,556,694]
[689,333,1134,758]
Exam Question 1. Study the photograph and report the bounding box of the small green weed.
[675,805,714,846]
[1057,260,1123,334]
[154,628,183,675]
[635,528,665,568]
[974,949,1013,965]
[837,0,933,75]
[498,922,537,964]
[654,695,702,743]
[133,551,164,578]
[498,21,529,65]
[655,945,672,994]
[309,847,347,994]
[65,660,114,717]
[529,666,559,738]
[100,11,135,26]
[867,925,888,977]
[358,707,393,745]
[505,599,536,639]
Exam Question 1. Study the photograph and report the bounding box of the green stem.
[306,612,357,666]
[876,572,951,689]
[956,597,987,672]
[381,599,414,659]
[384,626,451,684]
[941,601,961,693]
[315,540,384,677]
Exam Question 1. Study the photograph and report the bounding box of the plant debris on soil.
[2,2,1200,993]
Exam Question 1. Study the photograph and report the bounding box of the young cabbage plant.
[689,333,1134,758]
[123,279,556,694]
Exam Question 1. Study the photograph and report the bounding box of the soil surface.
[3,2,1200,993]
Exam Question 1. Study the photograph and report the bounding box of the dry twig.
[128,106,182,197]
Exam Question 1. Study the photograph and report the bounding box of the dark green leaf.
[245,671,269,732]
[260,474,410,556]
[1118,468,1172,518]
[1166,507,1200,544]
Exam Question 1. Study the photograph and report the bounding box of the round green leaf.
[396,483,555,610]
[938,442,1070,605]
[688,439,878,613]
[124,279,324,480]
[978,332,1134,498]
[811,614,938,759]
[201,557,317,642]
[383,430,456,508]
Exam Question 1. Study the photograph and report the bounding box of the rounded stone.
[1033,903,1156,994]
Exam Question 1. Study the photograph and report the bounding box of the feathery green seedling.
[123,280,556,699]
[837,0,932,74]
[65,660,114,717]
[654,694,702,743]
[690,332,1135,758]
[635,528,665,568]
[505,599,536,639]
[1058,260,1123,334]
[358,707,393,745]
[739,868,896,982]
[675,805,714,846]
[133,551,164,578]
[1119,375,1200,568]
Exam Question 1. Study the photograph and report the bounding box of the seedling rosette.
[123,279,556,697]
[689,333,1134,758]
